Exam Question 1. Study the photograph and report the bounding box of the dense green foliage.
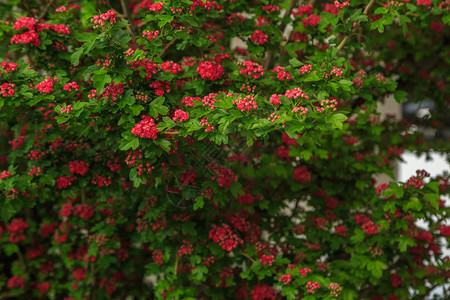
[0,0,449,299]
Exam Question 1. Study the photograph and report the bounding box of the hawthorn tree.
[0,0,449,299]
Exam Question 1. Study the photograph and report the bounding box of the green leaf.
[328,113,348,129]
[342,289,358,300]
[404,197,422,211]
[4,244,19,256]
[367,261,387,278]
[424,193,439,209]
[182,222,197,236]
[302,71,321,82]
[191,265,208,283]
[339,79,353,91]
[77,32,98,42]
[154,139,171,153]
[394,90,408,103]
[374,7,388,15]
[398,236,416,252]
[130,105,145,116]
[70,48,83,66]
[120,136,139,151]
[289,58,302,67]
[281,287,298,300]
[157,15,174,27]
[162,116,176,129]
[193,197,204,211]
[351,228,365,244]
[92,73,111,94]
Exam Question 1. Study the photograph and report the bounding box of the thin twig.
[161,131,179,135]
[174,255,179,275]
[336,0,376,53]
[157,38,178,58]
[21,0,33,17]
[120,0,136,37]
[242,252,255,263]
[81,187,86,204]
[17,247,27,272]
[0,292,13,299]
[264,0,298,70]
[39,0,56,19]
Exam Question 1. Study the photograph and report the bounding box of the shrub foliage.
[0,0,449,299]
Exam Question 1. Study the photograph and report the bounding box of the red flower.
[36,282,51,295]
[7,275,26,289]
[251,30,268,45]
[72,268,88,281]
[293,166,311,184]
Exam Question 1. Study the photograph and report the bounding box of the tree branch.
[336,0,376,54]
[264,0,298,70]
[39,0,56,20]
[157,38,178,58]
[120,0,136,37]
[242,252,255,263]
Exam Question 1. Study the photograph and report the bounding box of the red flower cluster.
[8,218,28,243]
[302,15,321,27]
[271,66,292,81]
[237,190,255,205]
[131,115,159,139]
[259,254,275,266]
[1,61,18,72]
[278,273,292,284]
[197,61,224,81]
[293,166,311,184]
[63,81,80,91]
[238,61,265,79]
[376,183,389,195]
[172,109,189,122]
[161,61,183,74]
[251,284,277,300]
[299,64,313,75]
[285,87,309,100]
[178,240,194,257]
[438,225,450,236]
[56,175,76,189]
[181,96,200,107]
[334,225,347,237]
[143,30,159,40]
[269,94,281,105]
[208,223,243,251]
[299,267,312,276]
[74,204,95,220]
[0,170,11,180]
[72,268,88,281]
[328,282,342,297]
[361,220,380,235]
[68,160,90,176]
[262,5,280,13]
[1,83,16,97]
[127,58,159,79]
[91,10,116,28]
[306,281,321,294]
[92,174,112,187]
[7,275,26,289]
[293,5,314,17]
[235,95,258,112]
[35,77,59,94]
[251,29,268,45]
[208,163,238,187]
[404,176,424,189]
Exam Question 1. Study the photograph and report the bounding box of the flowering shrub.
[0,0,449,299]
